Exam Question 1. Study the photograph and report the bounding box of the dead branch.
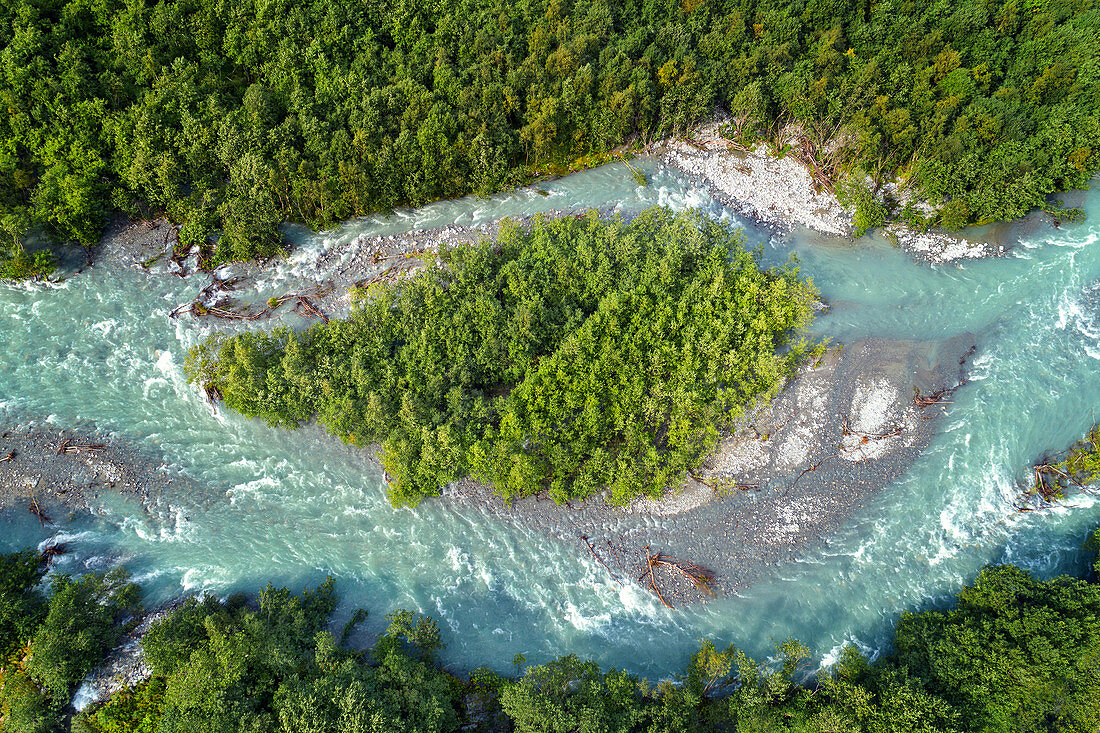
[606,540,625,571]
[580,536,622,586]
[29,496,50,526]
[168,302,193,319]
[645,546,674,609]
[58,441,105,454]
[0,451,14,463]
[782,452,839,498]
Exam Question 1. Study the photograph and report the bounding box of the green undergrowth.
[0,246,55,282]
[187,208,817,507]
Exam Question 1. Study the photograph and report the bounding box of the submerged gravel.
[0,424,193,517]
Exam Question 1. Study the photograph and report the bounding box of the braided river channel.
[1,159,1099,679]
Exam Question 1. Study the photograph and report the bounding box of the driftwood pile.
[1031,462,1079,503]
[787,128,844,194]
[40,542,66,563]
[1022,454,1097,509]
[580,535,717,609]
[1016,439,1100,513]
[641,546,716,609]
[170,277,331,324]
[293,297,328,322]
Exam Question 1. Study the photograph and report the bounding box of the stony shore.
[0,424,193,517]
[71,598,188,711]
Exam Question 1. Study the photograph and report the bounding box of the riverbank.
[7,141,1004,610]
[659,119,1006,263]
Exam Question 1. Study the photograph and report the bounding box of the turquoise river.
[1,159,1099,680]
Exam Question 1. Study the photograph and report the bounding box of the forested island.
[185,209,817,506]
[2,536,1100,733]
[1,0,1098,276]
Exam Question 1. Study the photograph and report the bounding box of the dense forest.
[1,0,1098,275]
[1,532,1099,732]
[186,210,816,506]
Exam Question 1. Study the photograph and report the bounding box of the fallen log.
[914,387,954,407]
[202,304,268,321]
[689,471,760,494]
[354,270,400,289]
